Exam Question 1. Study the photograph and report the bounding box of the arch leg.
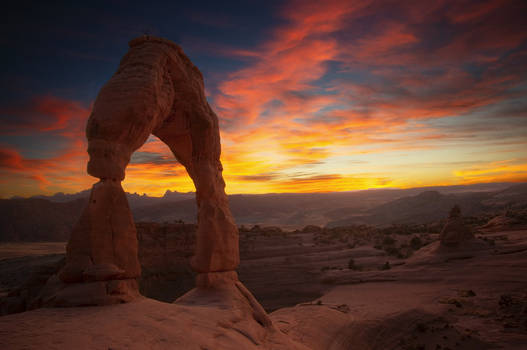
[155,112,240,280]
[190,157,239,274]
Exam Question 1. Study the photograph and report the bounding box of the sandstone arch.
[51,36,239,305]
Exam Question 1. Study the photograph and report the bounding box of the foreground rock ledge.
[0,294,315,350]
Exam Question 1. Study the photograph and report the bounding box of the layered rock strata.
[45,35,239,306]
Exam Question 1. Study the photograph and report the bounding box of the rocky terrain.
[3,208,527,314]
[2,182,526,241]
[1,212,526,348]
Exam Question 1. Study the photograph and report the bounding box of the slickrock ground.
[284,229,527,349]
[1,226,526,349]
[0,295,308,350]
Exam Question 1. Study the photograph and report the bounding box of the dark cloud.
[130,152,178,165]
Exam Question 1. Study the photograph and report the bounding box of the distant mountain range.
[29,189,194,208]
[1,182,526,241]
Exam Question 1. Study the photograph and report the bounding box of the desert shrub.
[415,322,428,333]
[348,258,355,270]
[302,225,322,233]
[427,222,442,233]
[348,258,363,270]
[380,261,391,270]
[383,236,396,245]
[317,238,332,245]
[356,239,367,246]
[463,216,487,226]
[380,224,429,236]
[384,246,401,257]
[321,276,337,284]
[410,236,422,250]
[484,237,496,246]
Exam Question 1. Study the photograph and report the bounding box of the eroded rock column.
[41,178,141,306]
[157,116,240,288]
[440,205,474,247]
[190,157,240,287]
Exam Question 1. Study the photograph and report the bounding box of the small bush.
[383,236,396,245]
[410,236,423,250]
[348,258,355,270]
[321,276,337,284]
[416,322,428,333]
[380,261,391,270]
[384,246,400,256]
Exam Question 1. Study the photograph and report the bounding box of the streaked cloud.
[1,0,526,197]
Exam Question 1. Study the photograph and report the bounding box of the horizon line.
[5,180,525,200]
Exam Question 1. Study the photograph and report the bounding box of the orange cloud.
[0,148,26,171]
[1,95,90,136]
[453,159,527,183]
[0,145,89,195]
[2,0,527,198]
[0,95,92,197]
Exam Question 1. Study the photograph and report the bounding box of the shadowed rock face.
[46,36,239,306]
[440,205,474,247]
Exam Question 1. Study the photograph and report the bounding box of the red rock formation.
[48,35,239,306]
[440,205,474,246]
[60,180,140,283]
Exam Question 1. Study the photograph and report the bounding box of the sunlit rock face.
[43,36,239,306]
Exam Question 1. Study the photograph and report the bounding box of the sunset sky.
[1,0,526,198]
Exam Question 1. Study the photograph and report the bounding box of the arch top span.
[86,35,214,182]
[47,36,240,306]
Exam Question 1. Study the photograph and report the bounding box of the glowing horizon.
[1,0,526,198]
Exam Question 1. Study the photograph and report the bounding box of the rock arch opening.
[46,36,240,306]
[124,134,195,196]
